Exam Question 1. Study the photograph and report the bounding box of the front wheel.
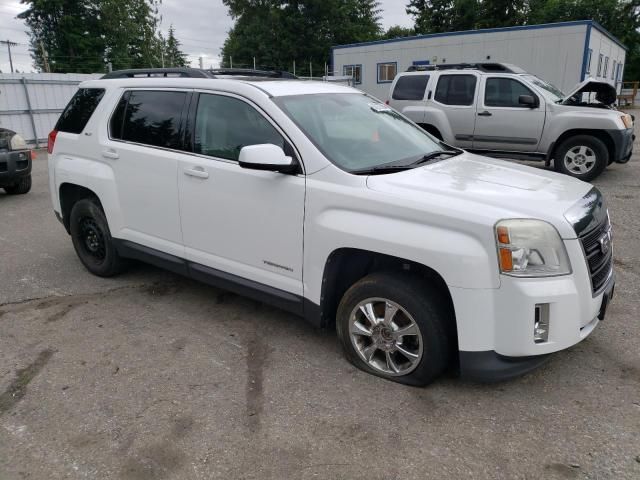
[336,272,453,386]
[554,135,608,181]
[69,198,125,277]
[4,175,31,194]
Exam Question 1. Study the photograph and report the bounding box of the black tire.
[69,198,125,277]
[4,175,32,194]
[336,272,453,387]
[554,135,608,181]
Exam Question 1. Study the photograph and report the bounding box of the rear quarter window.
[434,75,477,106]
[392,75,430,101]
[55,88,105,133]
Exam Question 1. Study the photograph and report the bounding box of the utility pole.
[253,57,256,70]
[230,56,233,68]
[199,56,204,69]
[39,41,50,73]
[1,40,18,73]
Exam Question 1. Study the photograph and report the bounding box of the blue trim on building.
[376,61,397,84]
[580,23,592,81]
[332,20,626,52]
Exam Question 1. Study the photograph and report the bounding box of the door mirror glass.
[519,94,537,108]
[238,144,296,173]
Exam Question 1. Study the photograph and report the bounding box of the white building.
[331,20,626,100]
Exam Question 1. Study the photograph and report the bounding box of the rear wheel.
[554,135,608,181]
[336,272,452,386]
[69,198,125,277]
[4,175,31,194]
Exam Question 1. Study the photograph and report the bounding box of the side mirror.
[238,144,297,174]
[519,94,538,108]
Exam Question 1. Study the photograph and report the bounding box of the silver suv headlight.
[495,219,571,277]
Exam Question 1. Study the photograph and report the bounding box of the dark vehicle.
[0,128,32,195]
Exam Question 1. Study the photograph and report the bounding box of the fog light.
[534,304,549,343]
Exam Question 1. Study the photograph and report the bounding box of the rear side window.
[120,90,186,149]
[56,88,105,133]
[392,75,430,100]
[434,75,477,106]
[194,93,285,161]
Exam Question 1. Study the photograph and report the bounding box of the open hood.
[562,78,617,106]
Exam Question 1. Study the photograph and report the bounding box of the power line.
[0,39,18,72]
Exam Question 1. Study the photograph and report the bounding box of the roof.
[79,77,357,97]
[332,20,627,52]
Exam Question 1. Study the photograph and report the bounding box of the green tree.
[221,0,382,73]
[18,0,167,73]
[163,25,188,67]
[407,0,479,34]
[383,25,415,39]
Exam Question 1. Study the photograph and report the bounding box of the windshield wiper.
[353,150,461,175]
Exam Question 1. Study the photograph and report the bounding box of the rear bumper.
[608,128,634,164]
[0,150,32,186]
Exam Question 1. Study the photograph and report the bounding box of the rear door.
[472,76,545,152]
[101,89,188,257]
[388,73,430,124]
[432,73,479,149]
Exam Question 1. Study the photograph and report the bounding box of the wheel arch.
[312,248,458,348]
[59,183,103,233]
[418,123,444,141]
[550,129,615,164]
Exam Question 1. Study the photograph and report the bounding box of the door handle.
[101,149,119,159]
[184,167,209,179]
[477,111,492,117]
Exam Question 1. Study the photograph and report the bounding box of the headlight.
[620,113,633,129]
[495,219,571,277]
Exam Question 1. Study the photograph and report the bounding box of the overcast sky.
[0,0,413,73]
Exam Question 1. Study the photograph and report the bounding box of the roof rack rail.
[406,63,516,73]
[206,68,298,79]
[102,67,299,80]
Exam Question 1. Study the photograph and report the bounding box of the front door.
[472,76,546,152]
[178,92,305,297]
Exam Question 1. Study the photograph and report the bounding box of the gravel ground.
[0,132,639,479]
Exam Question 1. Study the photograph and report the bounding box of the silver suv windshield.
[273,93,445,172]
[523,74,565,102]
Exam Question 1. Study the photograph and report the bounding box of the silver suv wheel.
[349,297,423,376]
[563,145,597,174]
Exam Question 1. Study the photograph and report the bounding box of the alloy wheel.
[563,145,597,174]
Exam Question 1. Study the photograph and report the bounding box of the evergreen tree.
[164,25,188,67]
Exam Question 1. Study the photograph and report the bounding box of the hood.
[366,153,592,238]
[562,78,617,105]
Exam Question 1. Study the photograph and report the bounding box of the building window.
[615,62,623,82]
[585,49,592,74]
[343,65,362,85]
[597,54,603,77]
[611,61,616,80]
[603,57,609,78]
[377,62,397,83]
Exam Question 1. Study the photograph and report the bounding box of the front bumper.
[451,238,615,381]
[0,149,32,186]
[608,128,634,164]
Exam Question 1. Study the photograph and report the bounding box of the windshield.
[273,93,443,172]
[523,75,565,102]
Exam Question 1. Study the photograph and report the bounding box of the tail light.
[47,129,58,154]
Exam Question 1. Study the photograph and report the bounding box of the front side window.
[56,88,105,133]
[274,93,443,172]
[392,75,430,100]
[120,90,186,149]
[484,78,537,108]
[377,62,397,83]
[194,94,285,161]
[343,65,362,85]
[434,74,477,106]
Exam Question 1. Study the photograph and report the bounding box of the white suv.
[48,68,615,386]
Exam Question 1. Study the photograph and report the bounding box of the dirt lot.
[1,135,639,479]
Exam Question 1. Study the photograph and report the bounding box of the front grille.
[579,216,613,294]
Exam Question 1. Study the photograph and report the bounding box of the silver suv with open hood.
[388,63,634,181]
